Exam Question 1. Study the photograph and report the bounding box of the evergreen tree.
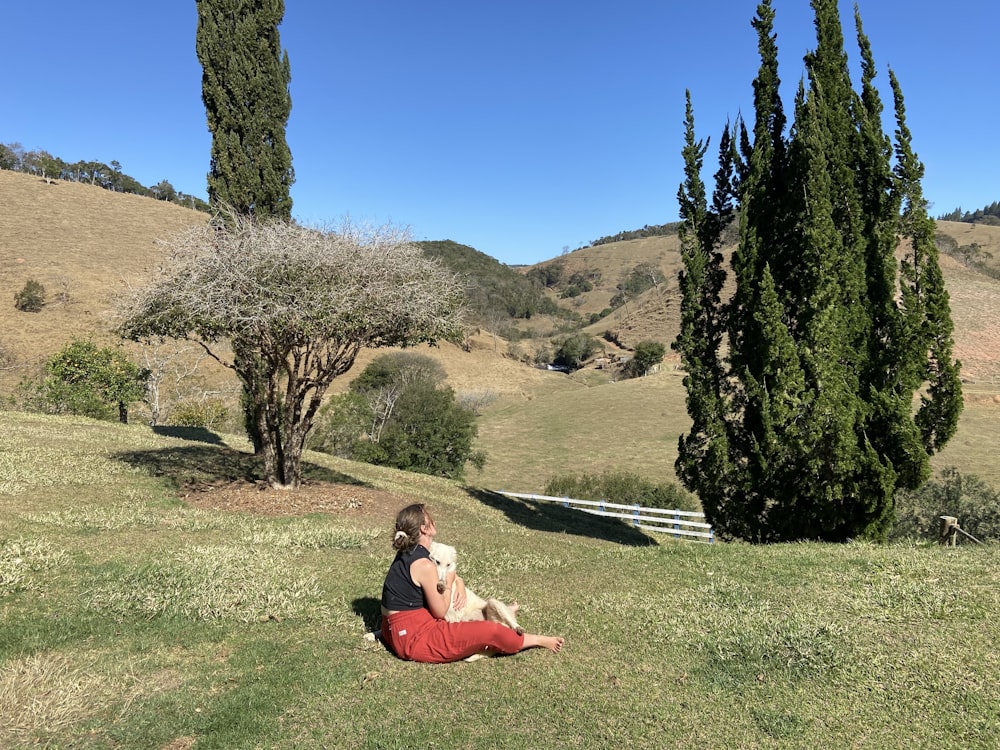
[196,0,294,220]
[196,0,296,452]
[673,0,961,542]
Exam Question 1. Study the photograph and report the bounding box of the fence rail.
[492,490,714,543]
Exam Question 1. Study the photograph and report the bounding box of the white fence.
[492,490,715,543]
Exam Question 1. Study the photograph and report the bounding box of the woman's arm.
[411,557,454,619]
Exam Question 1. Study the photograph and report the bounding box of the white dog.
[428,541,524,635]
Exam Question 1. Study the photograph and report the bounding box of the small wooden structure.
[938,515,984,546]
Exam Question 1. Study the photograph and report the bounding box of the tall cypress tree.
[196,0,296,453]
[674,0,961,542]
[196,0,294,220]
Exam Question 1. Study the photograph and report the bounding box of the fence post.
[938,516,959,546]
[633,504,641,526]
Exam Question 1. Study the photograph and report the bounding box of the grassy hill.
[2,167,1000,493]
[1,411,998,747]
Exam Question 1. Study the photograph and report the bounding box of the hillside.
[0,169,208,384]
[2,167,1000,492]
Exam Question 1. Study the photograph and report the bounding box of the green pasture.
[473,367,1000,492]
[1,411,998,748]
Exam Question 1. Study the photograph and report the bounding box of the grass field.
[2,411,998,748]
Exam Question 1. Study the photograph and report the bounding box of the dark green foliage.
[609,263,666,308]
[306,393,371,458]
[892,468,1000,543]
[18,339,148,423]
[524,260,565,289]
[558,270,598,299]
[590,222,682,247]
[14,279,45,312]
[196,0,294,220]
[938,201,1000,224]
[419,240,557,323]
[545,470,699,513]
[621,341,666,379]
[673,1,961,543]
[310,353,484,479]
[351,351,446,392]
[357,381,483,479]
[552,332,599,370]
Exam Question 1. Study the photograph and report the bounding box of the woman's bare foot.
[522,634,565,653]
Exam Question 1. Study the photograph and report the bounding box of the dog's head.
[428,541,457,594]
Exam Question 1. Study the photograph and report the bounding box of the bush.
[16,339,147,423]
[170,399,230,430]
[545,470,699,512]
[367,382,481,479]
[621,340,666,379]
[891,467,1000,543]
[552,332,598,371]
[307,392,371,457]
[310,353,485,478]
[14,279,45,312]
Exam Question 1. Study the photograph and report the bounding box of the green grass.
[473,366,1000,493]
[1,411,998,748]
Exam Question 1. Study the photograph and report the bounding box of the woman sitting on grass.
[379,503,564,663]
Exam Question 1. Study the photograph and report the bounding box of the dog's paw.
[363,630,381,642]
[514,626,525,636]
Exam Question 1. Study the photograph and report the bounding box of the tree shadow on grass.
[114,443,364,491]
[464,488,657,547]
[151,425,227,446]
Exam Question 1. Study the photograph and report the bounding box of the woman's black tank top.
[381,545,431,611]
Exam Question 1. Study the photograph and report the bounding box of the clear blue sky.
[6,1,998,265]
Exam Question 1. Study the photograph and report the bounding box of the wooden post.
[938,516,959,546]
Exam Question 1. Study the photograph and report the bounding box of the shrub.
[311,353,485,478]
[14,279,45,312]
[552,332,598,371]
[545,470,699,512]
[621,340,666,379]
[362,381,481,479]
[170,399,230,430]
[16,340,148,423]
[891,467,1000,543]
[307,392,371,458]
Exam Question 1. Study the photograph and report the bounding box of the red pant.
[382,608,525,663]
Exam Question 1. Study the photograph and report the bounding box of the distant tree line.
[938,201,1000,226]
[589,222,682,247]
[0,142,210,212]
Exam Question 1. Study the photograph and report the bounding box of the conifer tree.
[674,0,961,542]
[196,0,296,452]
[196,0,294,220]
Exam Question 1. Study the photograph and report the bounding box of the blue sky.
[6,1,998,265]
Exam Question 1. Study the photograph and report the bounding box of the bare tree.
[136,338,209,426]
[117,215,465,489]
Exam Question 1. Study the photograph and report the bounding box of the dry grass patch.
[0,537,68,596]
[0,652,127,741]
[85,544,329,623]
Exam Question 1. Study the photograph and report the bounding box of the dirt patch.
[179,480,406,523]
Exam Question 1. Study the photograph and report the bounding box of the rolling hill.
[2,166,999,491]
